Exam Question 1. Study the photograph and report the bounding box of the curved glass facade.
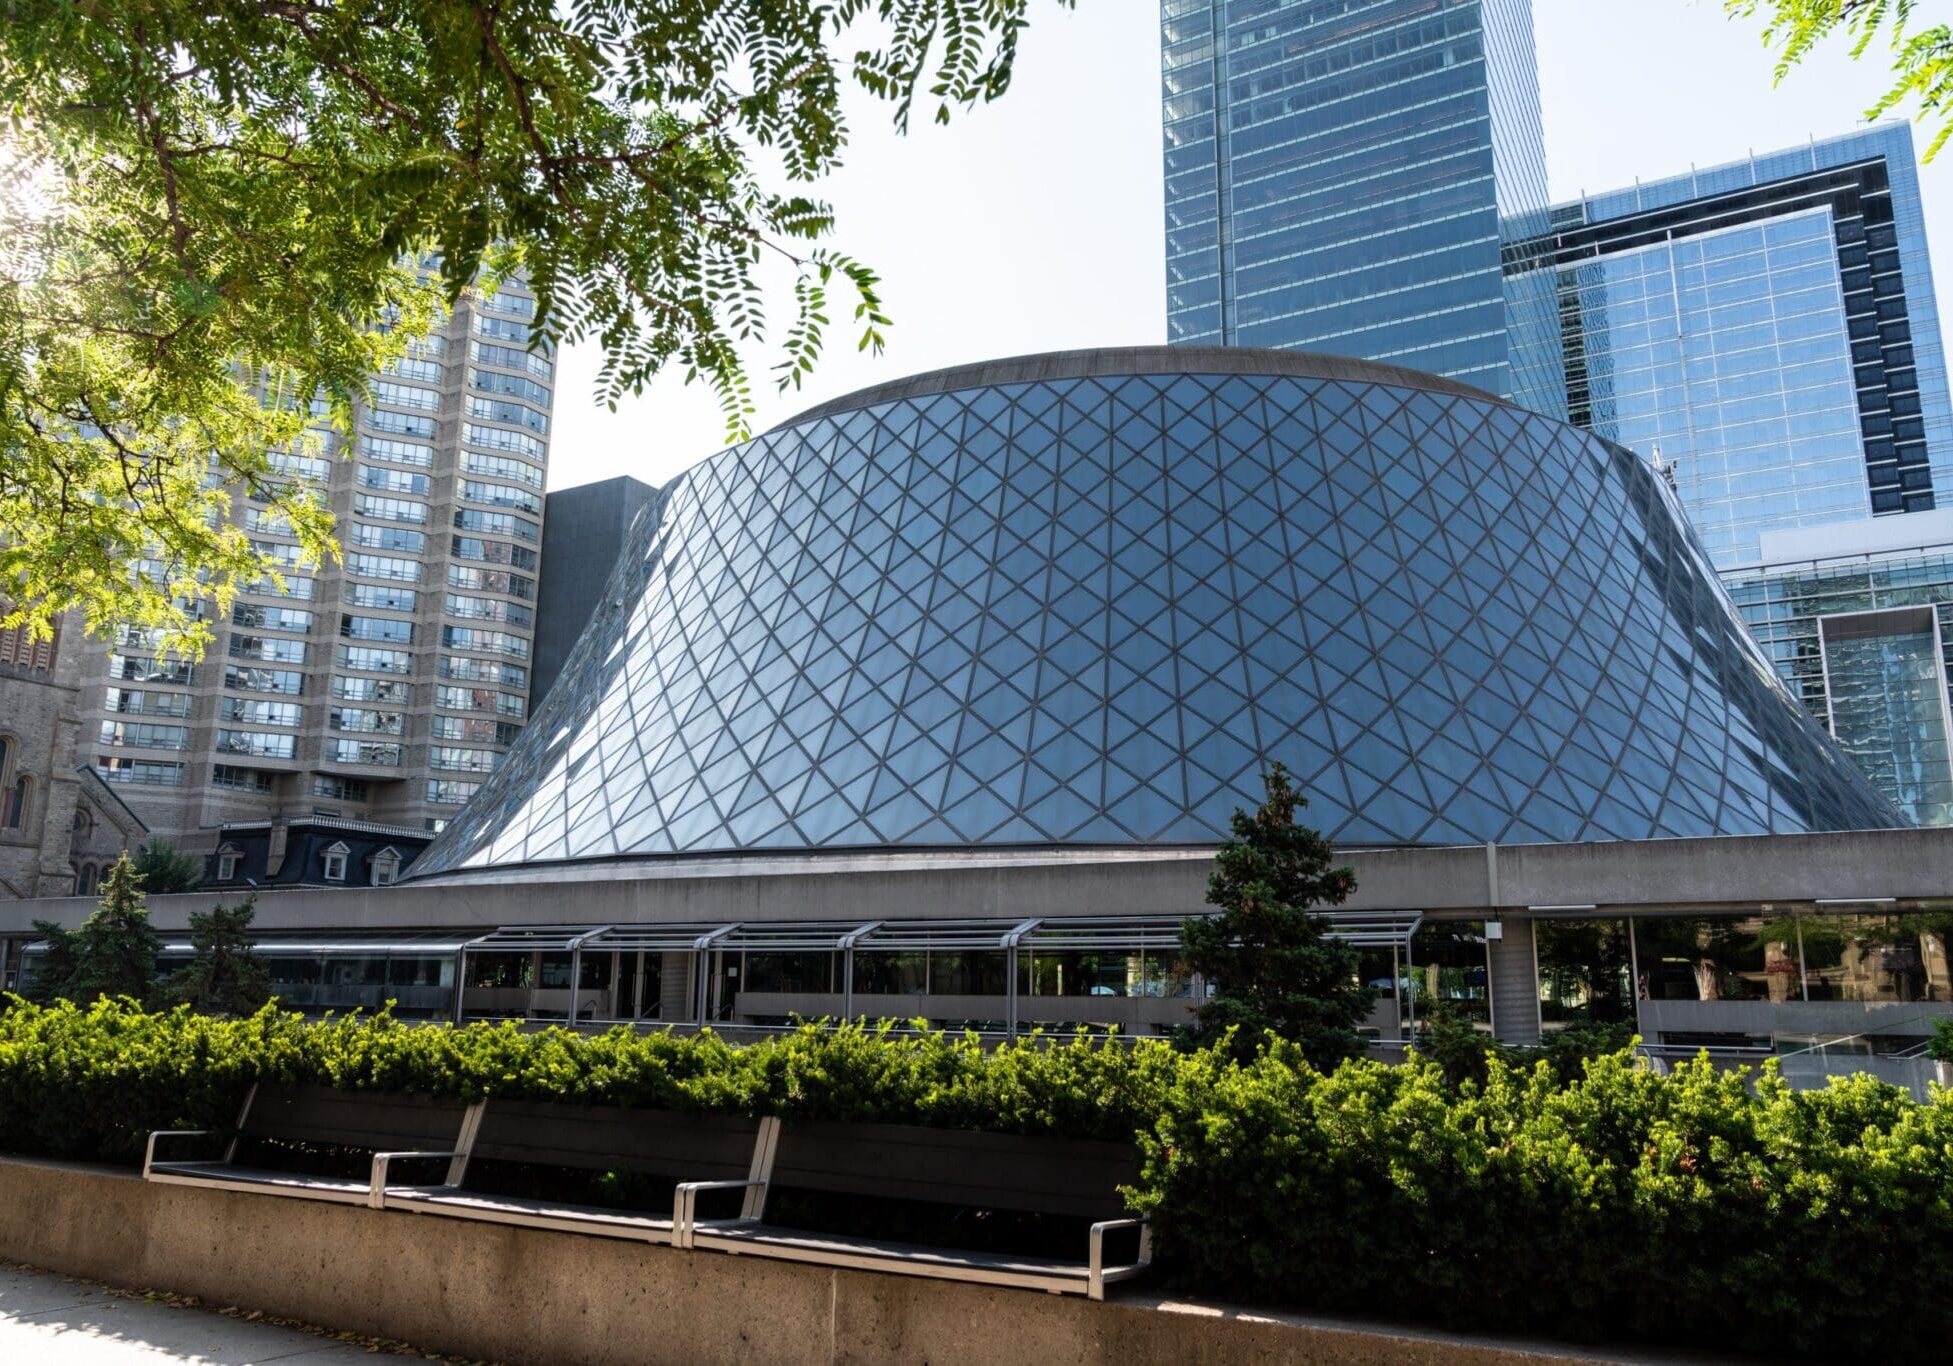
[412,349,1902,878]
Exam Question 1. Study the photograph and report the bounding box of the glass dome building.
[412,348,1902,879]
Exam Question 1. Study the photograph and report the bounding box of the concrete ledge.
[0,1156,1693,1364]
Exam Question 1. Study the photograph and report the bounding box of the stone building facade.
[0,616,146,899]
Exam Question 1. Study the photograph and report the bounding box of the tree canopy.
[166,895,273,1016]
[1728,0,1953,159]
[0,0,1073,656]
[1176,763,1372,1068]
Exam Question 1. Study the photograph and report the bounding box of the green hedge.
[0,996,1177,1163]
[1133,1038,1953,1360]
[5,997,1953,1359]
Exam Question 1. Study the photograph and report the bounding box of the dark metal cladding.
[411,348,1905,879]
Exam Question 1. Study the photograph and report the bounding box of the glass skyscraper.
[1517,126,1953,825]
[1527,125,1953,571]
[1161,0,1565,415]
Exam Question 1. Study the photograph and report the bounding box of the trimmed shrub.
[1130,1039,1953,1360]
[7,998,1953,1358]
[0,998,1178,1164]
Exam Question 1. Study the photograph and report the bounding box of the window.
[98,721,190,750]
[211,765,275,793]
[330,707,404,735]
[451,537,537,570]
[429,746,501,773]
[341,614,414,644]
[442,626,529,659]
[360,437,435,468]
[371,379,440,411]
[464,394,547,434]
[453,508,539,541]
[354,494,428,524]
[357,465,432,496]
[448,564,535,599]
[460,451,545,489]
[370,847,402,886]
[470,338,553,380]
[230,604,313,633]
[335,645,413,675]
[365,408,434,438]
[1535,919,1635,1029]
[215,845,242,881]
[216,729,297,759]
[347,553,421,584]
[432,715,521,745]
[438,656,527,688]
[477,287,536,318]
[435,687,526,718]
[228,635,307,665]
[104,688,192,718]
[347,583,418,612]
[224,665,304,696]
[461,422,544,460]
[385,355,444,384]
[220,698,302,728]
[1,774,25,830]
[95,757,183,786]
[459,480,543,515]
[313,775,370,801]
[323,738,402,766]
[322,843,350,882]
[445,594,533,628]
[349,523,427,554]
[332,674,410,704]
[426,778,481,805]
[466,367,552,408]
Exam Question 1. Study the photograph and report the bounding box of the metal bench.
[377,1097,779,1245]
[673,1119,1150,1299]
[144,1083,477,1208]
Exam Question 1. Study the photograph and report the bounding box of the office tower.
[531,476,659,709]
[1515,125,1953,825]
[79,277,556,849]
[1161,0,1565,414]
[1529,124,1953,572]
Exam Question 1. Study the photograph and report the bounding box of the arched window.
[2,775,27,829]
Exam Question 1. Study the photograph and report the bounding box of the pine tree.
[1177,763,1372,1068]
[32,852,163,1005]
[167,895,272,1017]
[133,839,202,894]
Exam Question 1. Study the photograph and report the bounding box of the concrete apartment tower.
[1161,0,1565,416]
[74,277,555,848]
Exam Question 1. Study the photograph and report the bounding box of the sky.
[546,0,1952,493]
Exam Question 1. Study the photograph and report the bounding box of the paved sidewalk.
[0,1263,421,1363]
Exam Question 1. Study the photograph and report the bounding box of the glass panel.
[1535,919,1635,1028]
[1634,914,1793,1003]
[1405,921,1491,1029]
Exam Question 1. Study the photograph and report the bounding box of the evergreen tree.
[133,839,202,894]
[167,896,272,1017]
[1177,764,1371,1068]
[32,852,163,1005]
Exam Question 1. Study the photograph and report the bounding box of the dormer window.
[322,840,350,882]
[215,843,242,882]
[370,846,402,887]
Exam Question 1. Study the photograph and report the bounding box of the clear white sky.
[547,0,1952,492]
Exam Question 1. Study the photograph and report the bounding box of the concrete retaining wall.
[0,1157,1666,1364]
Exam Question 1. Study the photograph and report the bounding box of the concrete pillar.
[658,952,693,1022]
[1488,916,1540,1046]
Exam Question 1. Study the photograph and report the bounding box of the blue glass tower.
[1522,125,1953,824]
[1161,0,1565,416]
[1530,125,1953,571]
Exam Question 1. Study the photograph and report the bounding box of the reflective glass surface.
[1727,550,1953,824]
[1162,0,1564,414]
[411,354,1901,877]
[1529,125,1953,570]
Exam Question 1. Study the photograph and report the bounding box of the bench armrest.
[369,1150,468,1209]
[1087,1217,1152,1301]
[143,1129,227,1178]
[672,1178,768,1248]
